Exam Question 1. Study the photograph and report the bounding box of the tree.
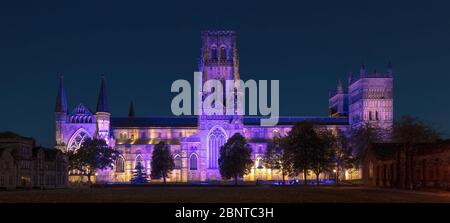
[150,141,174,184]
[263,136,293,184]
[309,129,335,185]
[131,161,148,184]
[393,116,441,189]
[393,116,440,143]
[332,129,357,183]
[348,123,384,165]
[67,138,119,186]
[218,133,253,185]
[284,122,317,185]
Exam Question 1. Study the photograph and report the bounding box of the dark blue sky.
[1,0,449,146]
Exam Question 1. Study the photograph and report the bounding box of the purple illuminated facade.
[54,31,393,183]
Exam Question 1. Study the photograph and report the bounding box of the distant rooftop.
[0,131,34,141]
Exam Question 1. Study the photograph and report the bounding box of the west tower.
[348,63,394,131]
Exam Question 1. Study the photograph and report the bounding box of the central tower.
[196,31,243,180]
[198,30,239,82]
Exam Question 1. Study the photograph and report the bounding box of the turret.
[55,75,68,151]
[95,75,110,143]
[336,79,344,94]
[359,64,366,77]
[328,79,348,117]
[348,71,353,85]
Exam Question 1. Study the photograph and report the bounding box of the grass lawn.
[1,185,450,203]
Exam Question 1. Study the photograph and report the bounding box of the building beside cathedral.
[0,132,68,189]
[54,30,393,183]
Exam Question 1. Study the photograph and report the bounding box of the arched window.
[256,157,264,169]
[67,129,91,152]
[210,46,218,60]
[208,127,227,169]
[174,155,182,169]
[116,156,125,173]
[273,129,280,137]
[220,46,227,60]
[190,154,198,170]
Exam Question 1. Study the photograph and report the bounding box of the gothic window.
[369,111,372,121]
[174,155,182,169]
[208,127,227,169]
[220,46,227,60]
[116,156,125,173]
[67,129,91,152]
[210,46,218,60]
[190,154,198,170]
[375,111,379,121]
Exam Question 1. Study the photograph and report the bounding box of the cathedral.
[54,30,393,183]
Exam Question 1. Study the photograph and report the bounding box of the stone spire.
[128,100,135,117]
[55,75,68,113]
[96,75,109,113]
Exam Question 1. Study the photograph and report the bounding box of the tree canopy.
[284,122,317,184]
[218,133,253,185]
[67,138,119,185]
[263,136,294,184]
[150,141,174,184]
[393,115,441,144]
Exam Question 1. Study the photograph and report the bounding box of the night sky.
[1,0,450,147]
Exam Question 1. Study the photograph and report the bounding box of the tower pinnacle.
[337,80,344,94]
[348,71,353,84]
[55,75,68,113]
[96,75,109,113]
[359,64,366,77]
